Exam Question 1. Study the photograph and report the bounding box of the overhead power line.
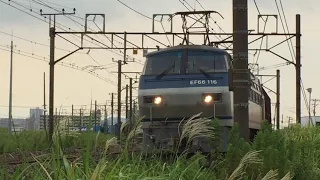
[195,0,226,33]
[257,62,290,72]
[274,0,307,118]
[182,0,194,10]
[300,79,310,117]
[274,0,295,63]
[1,0,97,49]
[35,0,87,21]
[32,0,83,31]
[90,19,144,65]
[0,47,117,85]
[37,0,73,10]
[2,0,145,69]
[34,0,144,66]
[2,0,71,32]
[3,1,111,52]
[0,30,86,54]
[87,53,118,78]
[253,0,266,22]
[251,15,268,68]
[278,0,296,60]
[0,44,46,59]
[0,105,41,109]
[249,0,268,69]
[116,0,160,22]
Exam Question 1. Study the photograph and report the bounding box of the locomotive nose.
[138,89,232,121]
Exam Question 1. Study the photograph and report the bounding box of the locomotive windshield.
[143,51,181,75]
[142,48,229,76]
[186,51,228,73]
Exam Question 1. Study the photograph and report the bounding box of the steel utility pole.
[307,88,312,125]
[94,100,97,132]
[256,70,280,128]
[296,14,301,124]
[129,78,133,130]
[49,26,55,140]
[276,70,280,130]
[232,0,249,141]
[111,93,114,134]
[104,103,108,133]
[111,72,139,130]
[288,116,293,127]
[43,72,47,133]
[117,60,122,141]
[71,104,74,132]
[80,108,82,130]
[40,9,79,142]
[125,84,129,119]
[133,100,137,115]
[8,40,13,135]
[312,99,320,117]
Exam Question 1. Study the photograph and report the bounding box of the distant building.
[30,108,44,130]
[39,109,102,131]
[0,119,9,128]
[25,118,34,130]
[301,116,320,126]
[0,118,26,132]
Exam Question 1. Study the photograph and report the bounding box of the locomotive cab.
[138,45,233,122]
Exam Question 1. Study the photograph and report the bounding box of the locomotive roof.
[146,45,228,56]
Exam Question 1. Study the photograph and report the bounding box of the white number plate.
[190,80,217,85]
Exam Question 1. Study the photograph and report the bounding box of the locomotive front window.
[186,51,228,73]
[143,51,182,75]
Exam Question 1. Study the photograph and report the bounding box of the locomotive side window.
[186,51,228,73]
[250,90,253,101]
[249,88,263,105]
[143,51,182,75]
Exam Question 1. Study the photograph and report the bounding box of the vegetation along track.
[0,139,142,171]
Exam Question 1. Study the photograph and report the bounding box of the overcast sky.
[0,0,318,124]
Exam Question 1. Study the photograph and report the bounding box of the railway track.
[0,136,143,177]
[0,138,142,167]
[2,146,141,176]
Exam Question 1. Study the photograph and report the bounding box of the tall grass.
[1,115,319,179]
[0,128,113,153]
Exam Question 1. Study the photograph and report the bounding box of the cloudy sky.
[0,0,318,125]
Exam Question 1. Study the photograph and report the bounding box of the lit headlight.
[204,95,213,103]
[154,96,162,105]
[143,96,163,104]
[202,93,222,104]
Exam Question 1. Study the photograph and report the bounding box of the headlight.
[202,93,222,104]
[204,95,213,103]
[154,96,162,105]
[143,96,163,105]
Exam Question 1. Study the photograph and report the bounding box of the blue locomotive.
[137,45,271,153]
